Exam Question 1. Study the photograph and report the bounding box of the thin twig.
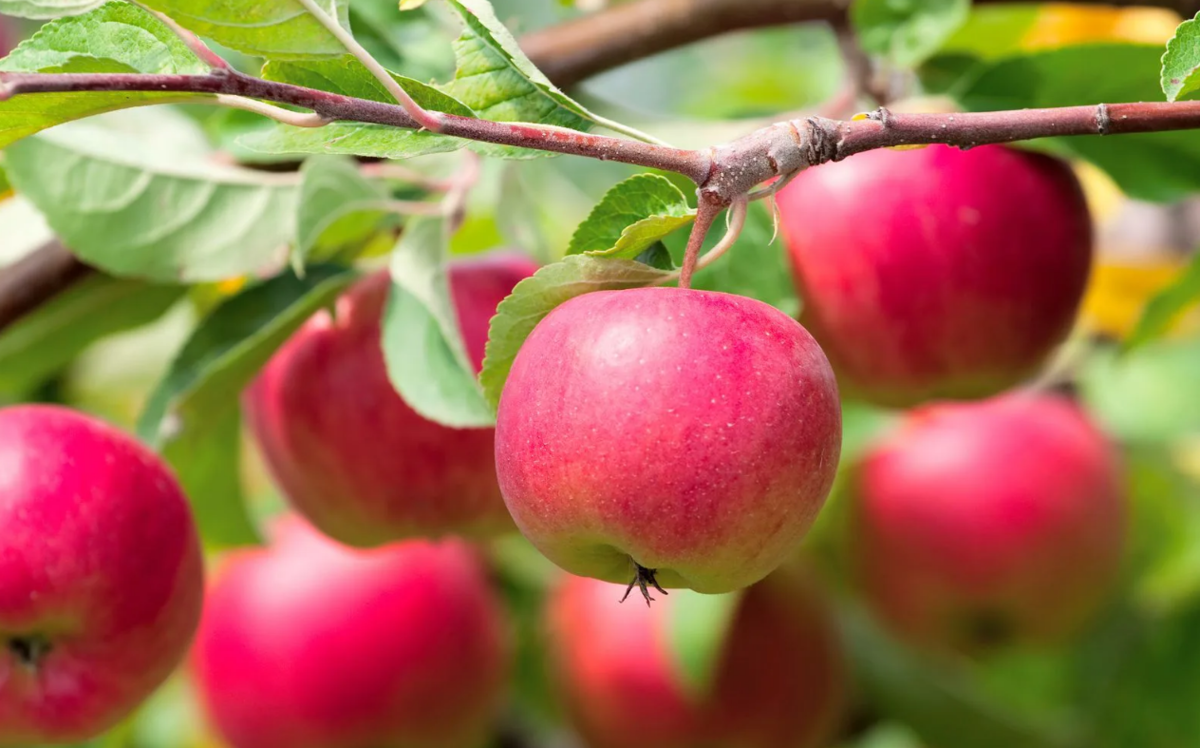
[359,162,456,192]
[214,95,329,127]
[293,0,444,132]
[0,242,93,331]
[695,197,748,273]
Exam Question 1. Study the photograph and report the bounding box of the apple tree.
[1,0,1200,746]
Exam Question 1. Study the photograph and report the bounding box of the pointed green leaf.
[445,0,589,130]
[138,0,351,60]
[0,2,208,147]
[383,217,494,427]
[162,406,261,548]
[5,108,300,282]
[295,155,390,267]
[664,589,744,697]
[479,255,671,409]
[1126,252,1200,350]
[0,0,103,19]
[1162,13,1200,102]
[0,275,184,395]
[567,174,695,259]
[852,0,970,67]
[137,263,359,449]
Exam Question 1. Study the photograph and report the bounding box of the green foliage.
[479,255,670,409]
[566,173,694,259]
[295,155,390,268]
[1127,251,1200,350]
[1078,338,1200,444]
[935,43,1200,202]
[841,603,1077,748]
[1162,13,1200,102]
[664,589,745,697]
[446,0,590,131]
[0,0,101,19]
[383,217,495,427]
[852,0,970,67]
[0,276,183,396]
[138,0,352,60]
[137,265,358,546]
[0,2,208,147]
[6,109,300,282]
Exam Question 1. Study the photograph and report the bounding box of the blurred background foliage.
[2,0,1200,746]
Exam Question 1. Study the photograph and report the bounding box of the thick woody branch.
[0,242,91,332]
[521,0,1200,88]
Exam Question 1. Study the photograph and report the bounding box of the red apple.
[495,287,842,596]
[191,515,511,748]
[777,144,1093,407]
[546,566,847,748]
[850,392,1126,651]
[0,404,203,746]
[245,252,539,546]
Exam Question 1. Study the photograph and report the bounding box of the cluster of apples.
[0,143,1127,748]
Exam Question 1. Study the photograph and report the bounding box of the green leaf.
[479,255,671,409]
[0,2,208,147]
[1077,338,1200,444]
[383,217,494,427]
[852,0,970,67]
[241,59,473,159]
[162,406,260,548]
[138,0,351,60]
[0,275,183,395]
[0,0,102,19]
[1126,252,1200,350]
[840,603,1076,748]
[137,264,357,544]
[5,108,300,282]
[445,0,590,130]
[295,155,390,268]
[664,589,744,697]
[1162,13,1200,102]
[137,263,359,448]
[952,43,1200,202]
[567,174,695,259]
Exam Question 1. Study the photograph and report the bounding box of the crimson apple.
[191,514,511,748]
[546,567,847,748]
[0,404,203,746]
[850,392,1126,652]
[777,144,1093,407]
[245,252,539,546]
[495,287,842,596]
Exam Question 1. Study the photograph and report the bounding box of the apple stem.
[7,635,51,670]
[619,562,669,607]
[678,198,725,290]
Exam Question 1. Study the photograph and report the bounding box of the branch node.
[868,106,893,128]
[1096,103,1112,136]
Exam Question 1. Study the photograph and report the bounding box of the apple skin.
[850,392,1126,652]
[546,567,847,748]
[244,252,539,547]
[0,404,204,747]
[495,287,842,594]
[191,515,511,748]
[777,144,1093,407]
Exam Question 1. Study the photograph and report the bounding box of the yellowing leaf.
[1020,4,1181,50]
[1080,259,1200,340]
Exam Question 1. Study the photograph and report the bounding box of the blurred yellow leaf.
[1081,259,1200,340]
[1074,160,1125,224]
[1020,4,1181,49]
[399,0,429,9]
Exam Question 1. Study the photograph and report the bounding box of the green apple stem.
[7,635,51,670]
[620,562,669,607]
